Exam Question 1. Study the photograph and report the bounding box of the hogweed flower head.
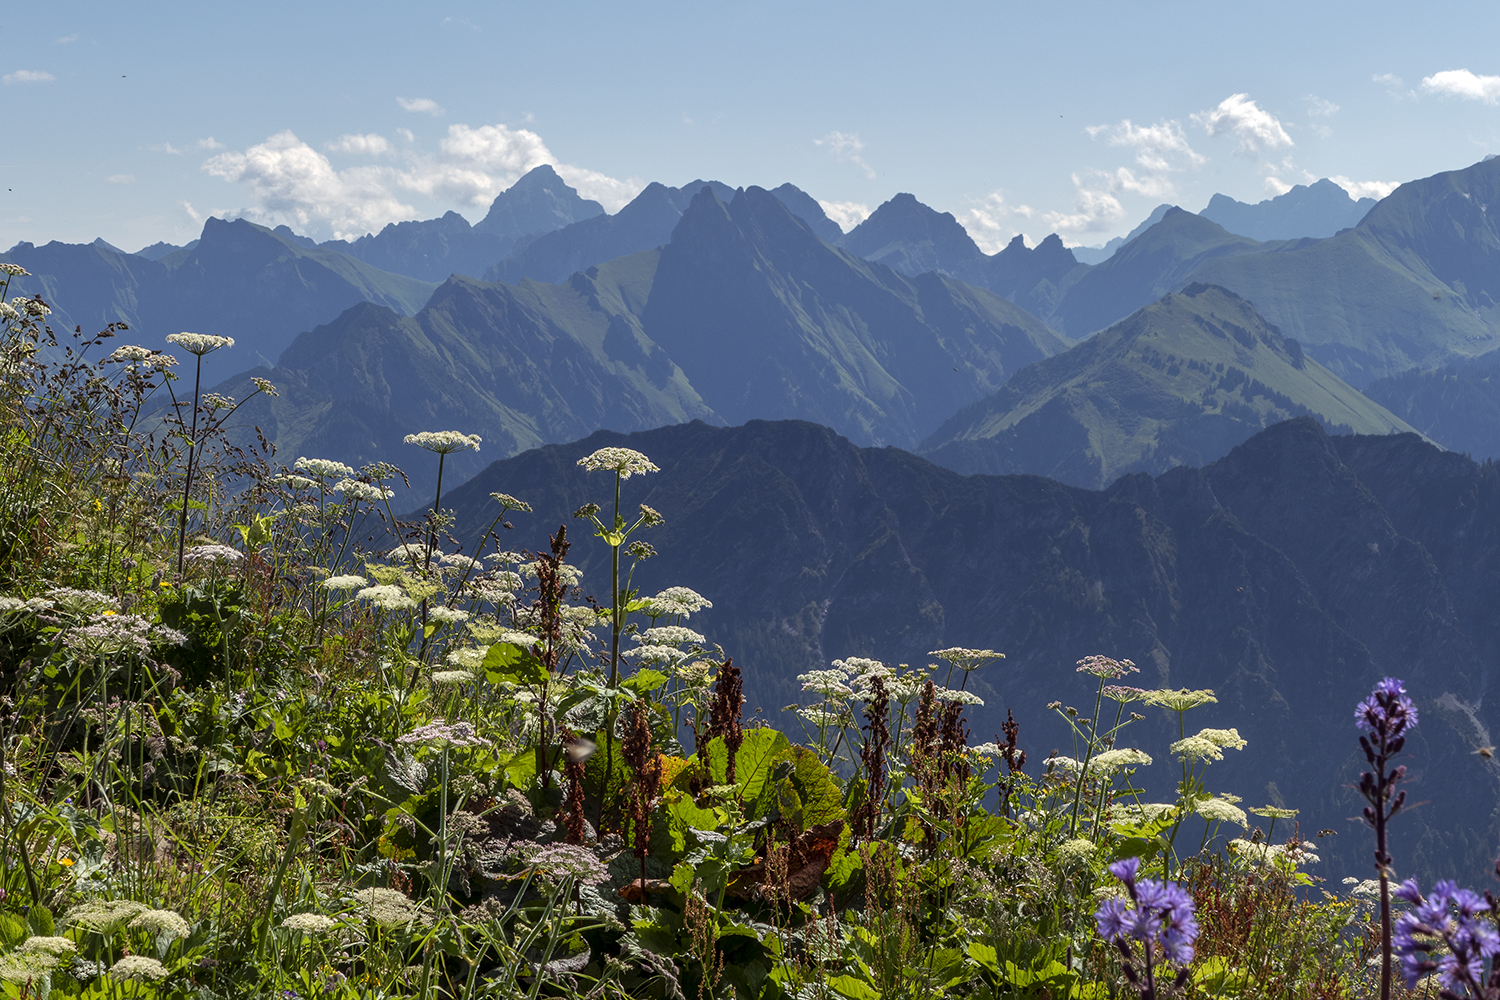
[1143,688,1219,712]
[350,887,433,928]
[1077,655,1138,679]
[0,263,30,277]
[930,647,1005,672]
[490,491,531,512]
[106,344,155,363]
[129,908,190,940]
[323,574,368,591]
[638,625,704,646]
[1104,685,1150,703]
[641,586,712,618]
[296,457,354,479]
[108,955,169,982]
[250,375,278,396]
[166,331,234,355]
[1196,797,1249,827]
[577,446,659,478]
[356,584,417,611]
[528,844,611,885]
[404,430,481,454]
[183,543,243,566]
[397,719,490,748]
[280,912,338,935]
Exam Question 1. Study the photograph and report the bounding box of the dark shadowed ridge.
[441,415,1500,881]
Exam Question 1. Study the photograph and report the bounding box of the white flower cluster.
[357,584,417,611]
[63,613,187,656]
[490,491,531,511]
[201,392,234,410]
[428,606,469,624]
[280,912,338,935]
[322,574,368,591]
[334,478,393,502]
[251,376,278,396]
[9,296,49,317]
[0,595,52,615]
[576,446,659,479]
[1228,837,1320,868]
[296,457,354,479]
[929,647,1005,672]
[45,587,118,613]
[640,586,712,618]
[1170,727,1248,762]
[183,543,243,566]
[0,263,30,276]
[623,644,690,666]
[1195,797,1249,827]
[404,430,481,454]
[440,553,481,571]
[431,669,474,686]
[519,560,584,587]
[106,344,155,363]
[397,719,490,748]
[129,908,190,939]
[637,625,704,646]
[108,955,169,982]
[165,331,234,355]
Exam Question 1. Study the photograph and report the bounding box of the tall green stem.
[174,352,203,576]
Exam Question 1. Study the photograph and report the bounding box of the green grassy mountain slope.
[920,284,1417,487]
[216,186,1069,495]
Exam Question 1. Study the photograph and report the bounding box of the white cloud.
[1330,176,1400,200]
[1263,176,1293,196]
[149,142,182,155]
[107,174,134,185]
[955,192,1030,253]
[204,130,419,240]
[55,34,78,44]
[1193,94,1293,157]
[2,70,54,85]
[197,137,224,150]
[327,133,391,156]
[1089,119,1205,174]
[397,97,445,116]
[204,122,643,238]
[815,131,876,179]
[1305,95,1339,117]
[1421,69,1500,104]
[396,128,415,143]
[1043,172,1127,236]
[1374,73,1416,100]
[818,200,871,232]
[181,201,203,224]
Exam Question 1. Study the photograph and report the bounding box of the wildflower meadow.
[1,272,1496,998]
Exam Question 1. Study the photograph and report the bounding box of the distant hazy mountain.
[921,284,1416,487]
[484,180,837,286]
[1070,204,1173,264]
[215,185,1067,496]
[3,218,436,382]
[322,165,605,282]
[1020,158,1500,385]
[134,240,198,260]
[1363,350,1500,459]
[1200,179,1377,242]
[441,415,1500,882]
[839,193,991,286]
[986,234,1089,323]
[1043,208,1262,338]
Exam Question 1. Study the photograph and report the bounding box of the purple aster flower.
[1392,876,1500,992]
[1095,897,1129,941]
[1355,676,1418,737]
[1094,857,1199,989]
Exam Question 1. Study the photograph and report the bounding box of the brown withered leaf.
[727,820,844,900]
[616,877,672,903]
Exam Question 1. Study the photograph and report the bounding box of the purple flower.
[1355,676,1418,737]
[1094,857,1198,969]
[1392,877,1500,992]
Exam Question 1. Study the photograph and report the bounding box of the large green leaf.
[482,641,548,685]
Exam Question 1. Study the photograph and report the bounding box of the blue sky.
[5,1,1500,253]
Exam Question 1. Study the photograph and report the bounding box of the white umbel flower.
[576,446,659,478]
[165,331,234,355]
[404,430,481,454]
[296,457,354,479]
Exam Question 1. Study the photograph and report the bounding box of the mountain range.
[213,185,1065,496]
[439,415,1500,882]
[921,284,1417,487]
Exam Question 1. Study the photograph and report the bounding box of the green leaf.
[967,941,1000,976]
[826,974,882,1000]
[622,669,669,695]
[785,746,844,830]
[482,642,548,685]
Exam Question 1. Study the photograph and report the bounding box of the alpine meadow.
[5,5,1500,998]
